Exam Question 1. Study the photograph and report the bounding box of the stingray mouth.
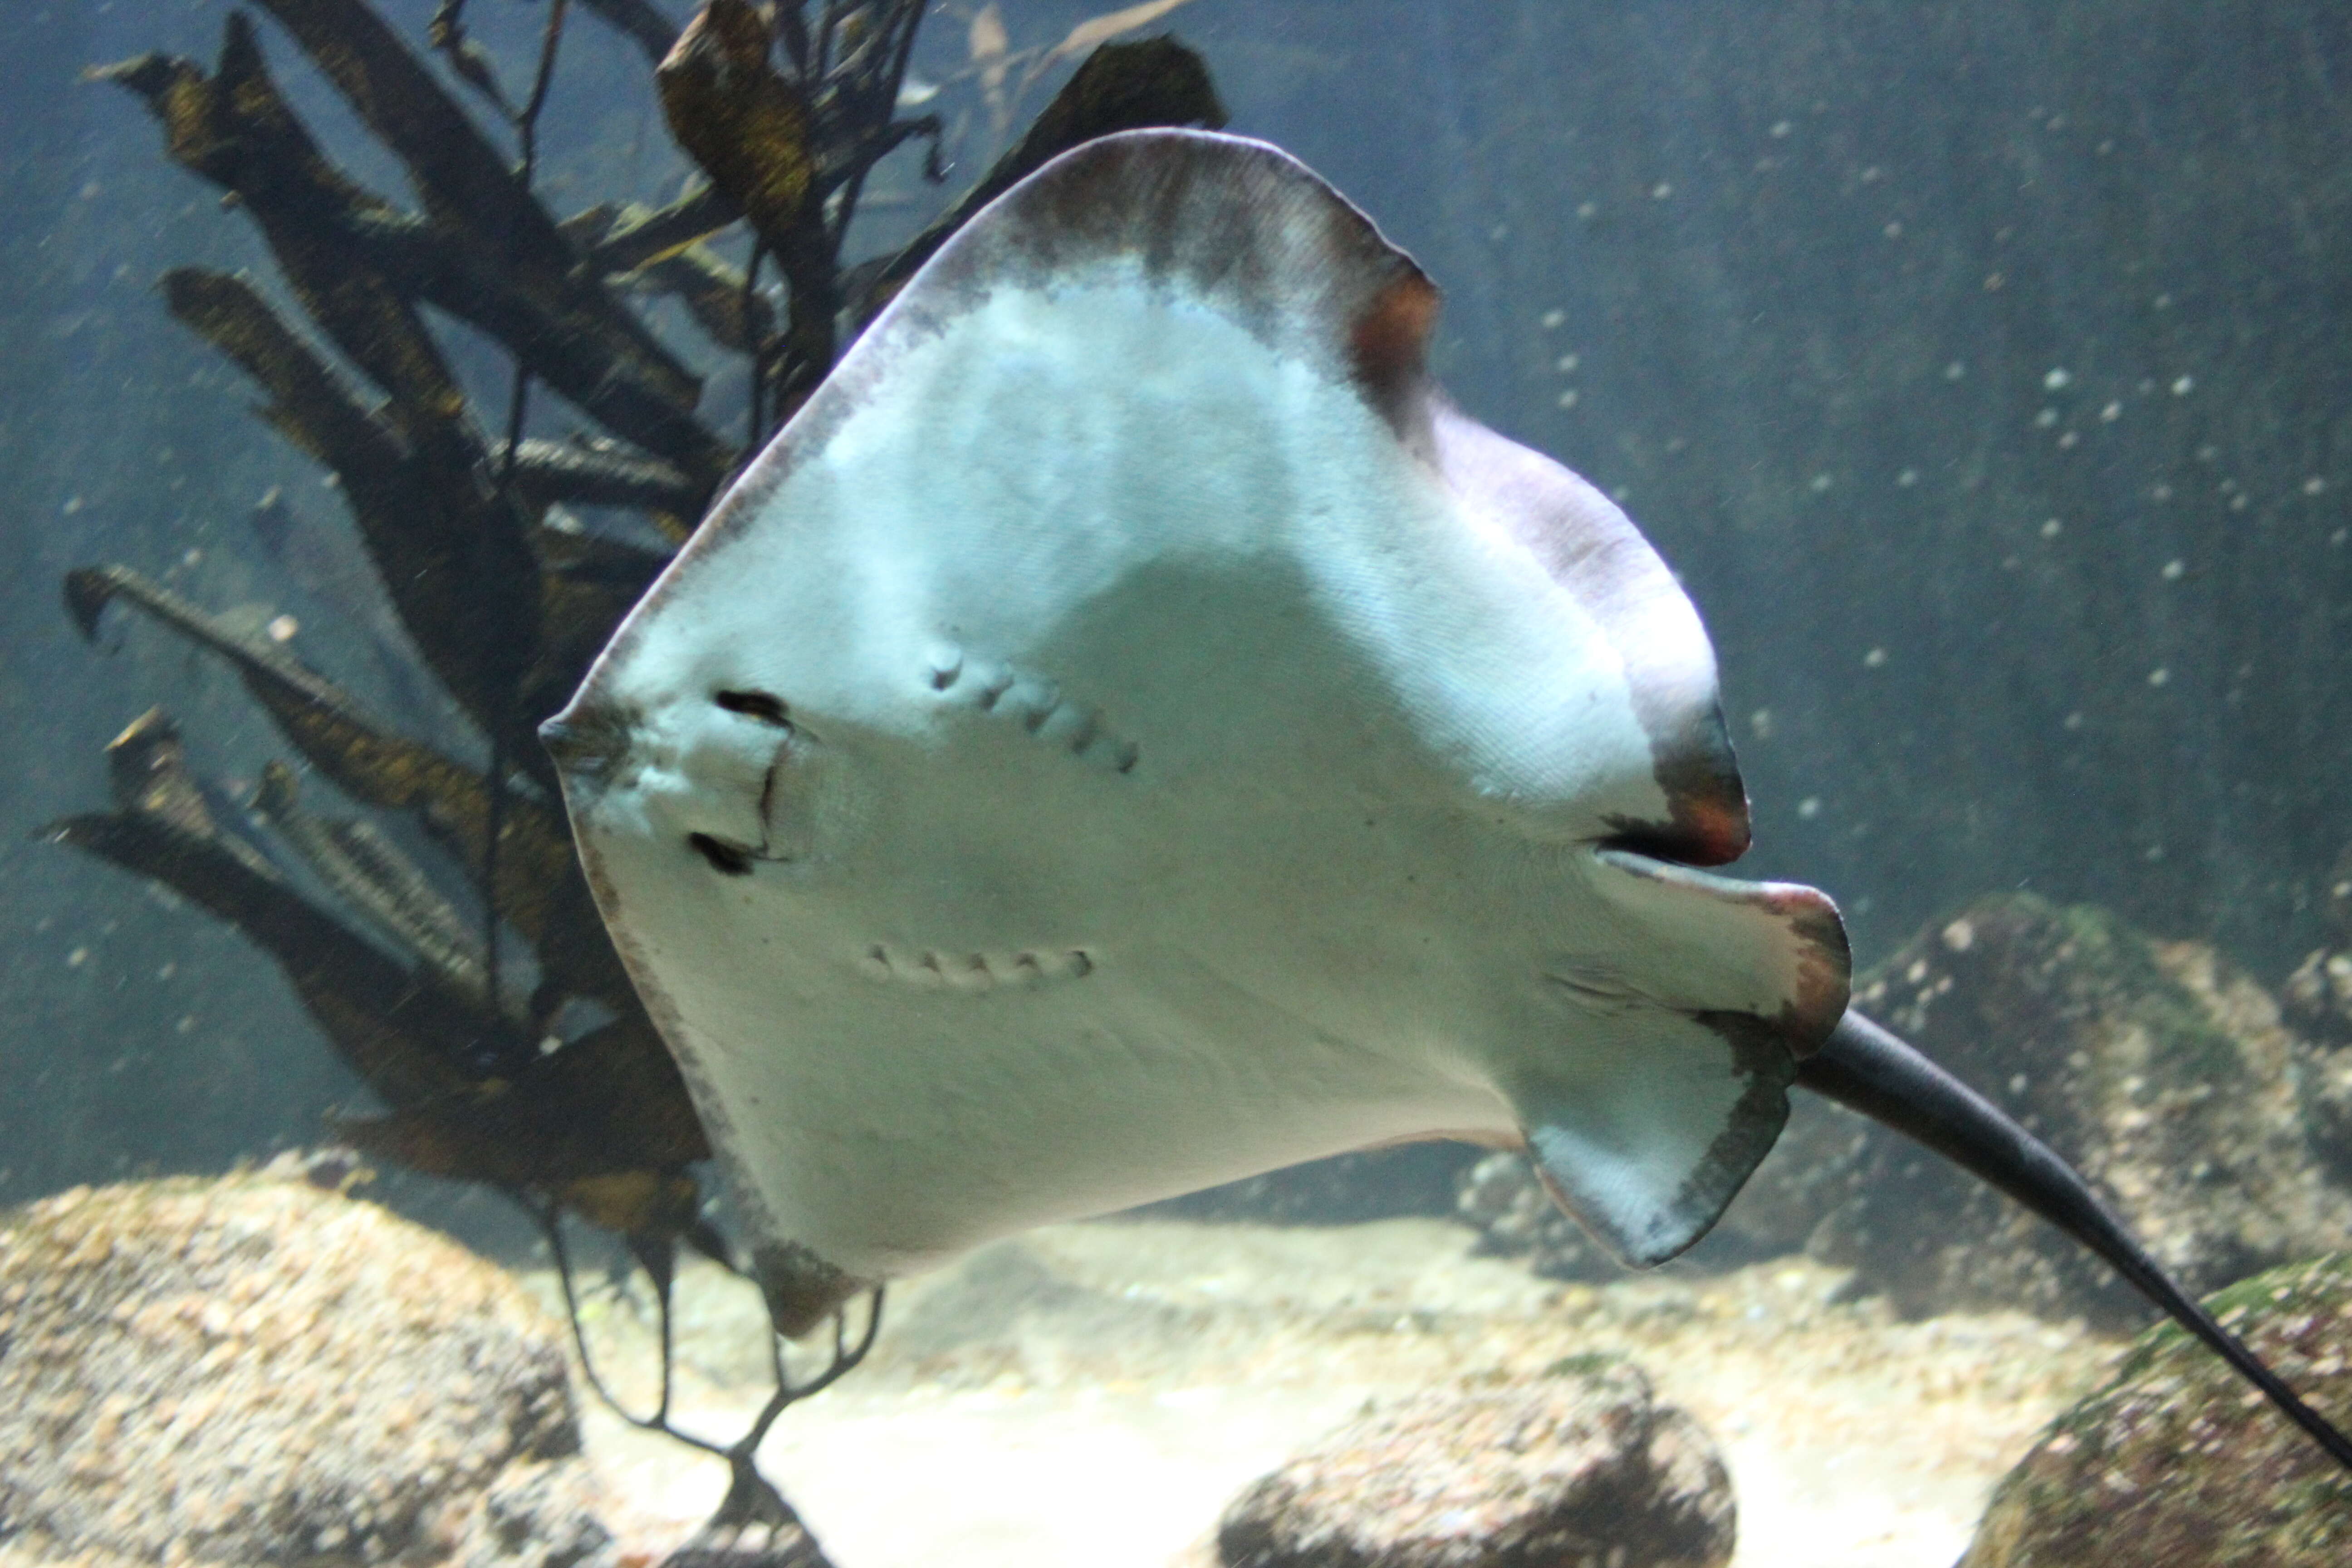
[552,684,828,877]
[685,751,813,877]
[686,688,828,875]
[686,830,764,876]
[858,942,1096,991]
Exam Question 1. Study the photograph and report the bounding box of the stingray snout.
[538,700,633,783]
[550,684,833,880]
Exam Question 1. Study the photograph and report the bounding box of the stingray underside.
[549,129,1852,1324]
[1510,847,1850,1265]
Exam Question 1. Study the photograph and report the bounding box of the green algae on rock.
[0,1164,613,1568]
[1961,1253,2352,1567]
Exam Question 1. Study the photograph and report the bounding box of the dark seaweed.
[44,3,1224,1553]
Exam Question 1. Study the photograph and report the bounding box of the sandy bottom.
[525,1218,2119,1568]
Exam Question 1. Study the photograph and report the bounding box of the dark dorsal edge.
[971,132,1755,864]
[1799,1007,2352,1473]
[667,132,1754,868]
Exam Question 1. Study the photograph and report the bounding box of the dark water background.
[2,0,2347,1210]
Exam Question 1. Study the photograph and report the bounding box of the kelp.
[655,0,940,425]
[252,760,490,1005]
[61,3,1225,1557]
[52,710,518,1104]
[63,564,578,953]
[53,737,706,1233]
[848,33,1227,329]
[152,265,549,774]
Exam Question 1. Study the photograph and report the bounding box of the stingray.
[545,129,2352,1470]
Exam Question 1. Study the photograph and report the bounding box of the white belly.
[550,132,1848,1337]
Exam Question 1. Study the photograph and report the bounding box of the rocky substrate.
[540,1217,2121,1568]
[15,1170,2342,1568]
[0,1164,616,1568]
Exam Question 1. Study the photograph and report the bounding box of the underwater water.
[3,3,2350,1565]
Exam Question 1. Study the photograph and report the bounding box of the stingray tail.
[1798,1007,2352,1474]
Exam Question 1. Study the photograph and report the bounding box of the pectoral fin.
[1513,847,1850,1267]
[1517,1010,1797,1265]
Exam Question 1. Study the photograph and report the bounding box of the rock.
[1216,1360,1734,1568]
[2282,844,2352,1176]
[0,1164,616,1567]
[1959,1253,2352,1566]
[1811,894,2352,1328]
[1137,1144,1484,1227]
[2284,951,2352,1182]
[2284,948,2352,1047]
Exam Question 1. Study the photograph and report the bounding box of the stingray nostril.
[688,833,756,876]
[714,689,791,726]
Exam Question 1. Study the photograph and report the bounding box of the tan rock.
[0,1164,614,1567]
[1215,1360,1733,1568]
